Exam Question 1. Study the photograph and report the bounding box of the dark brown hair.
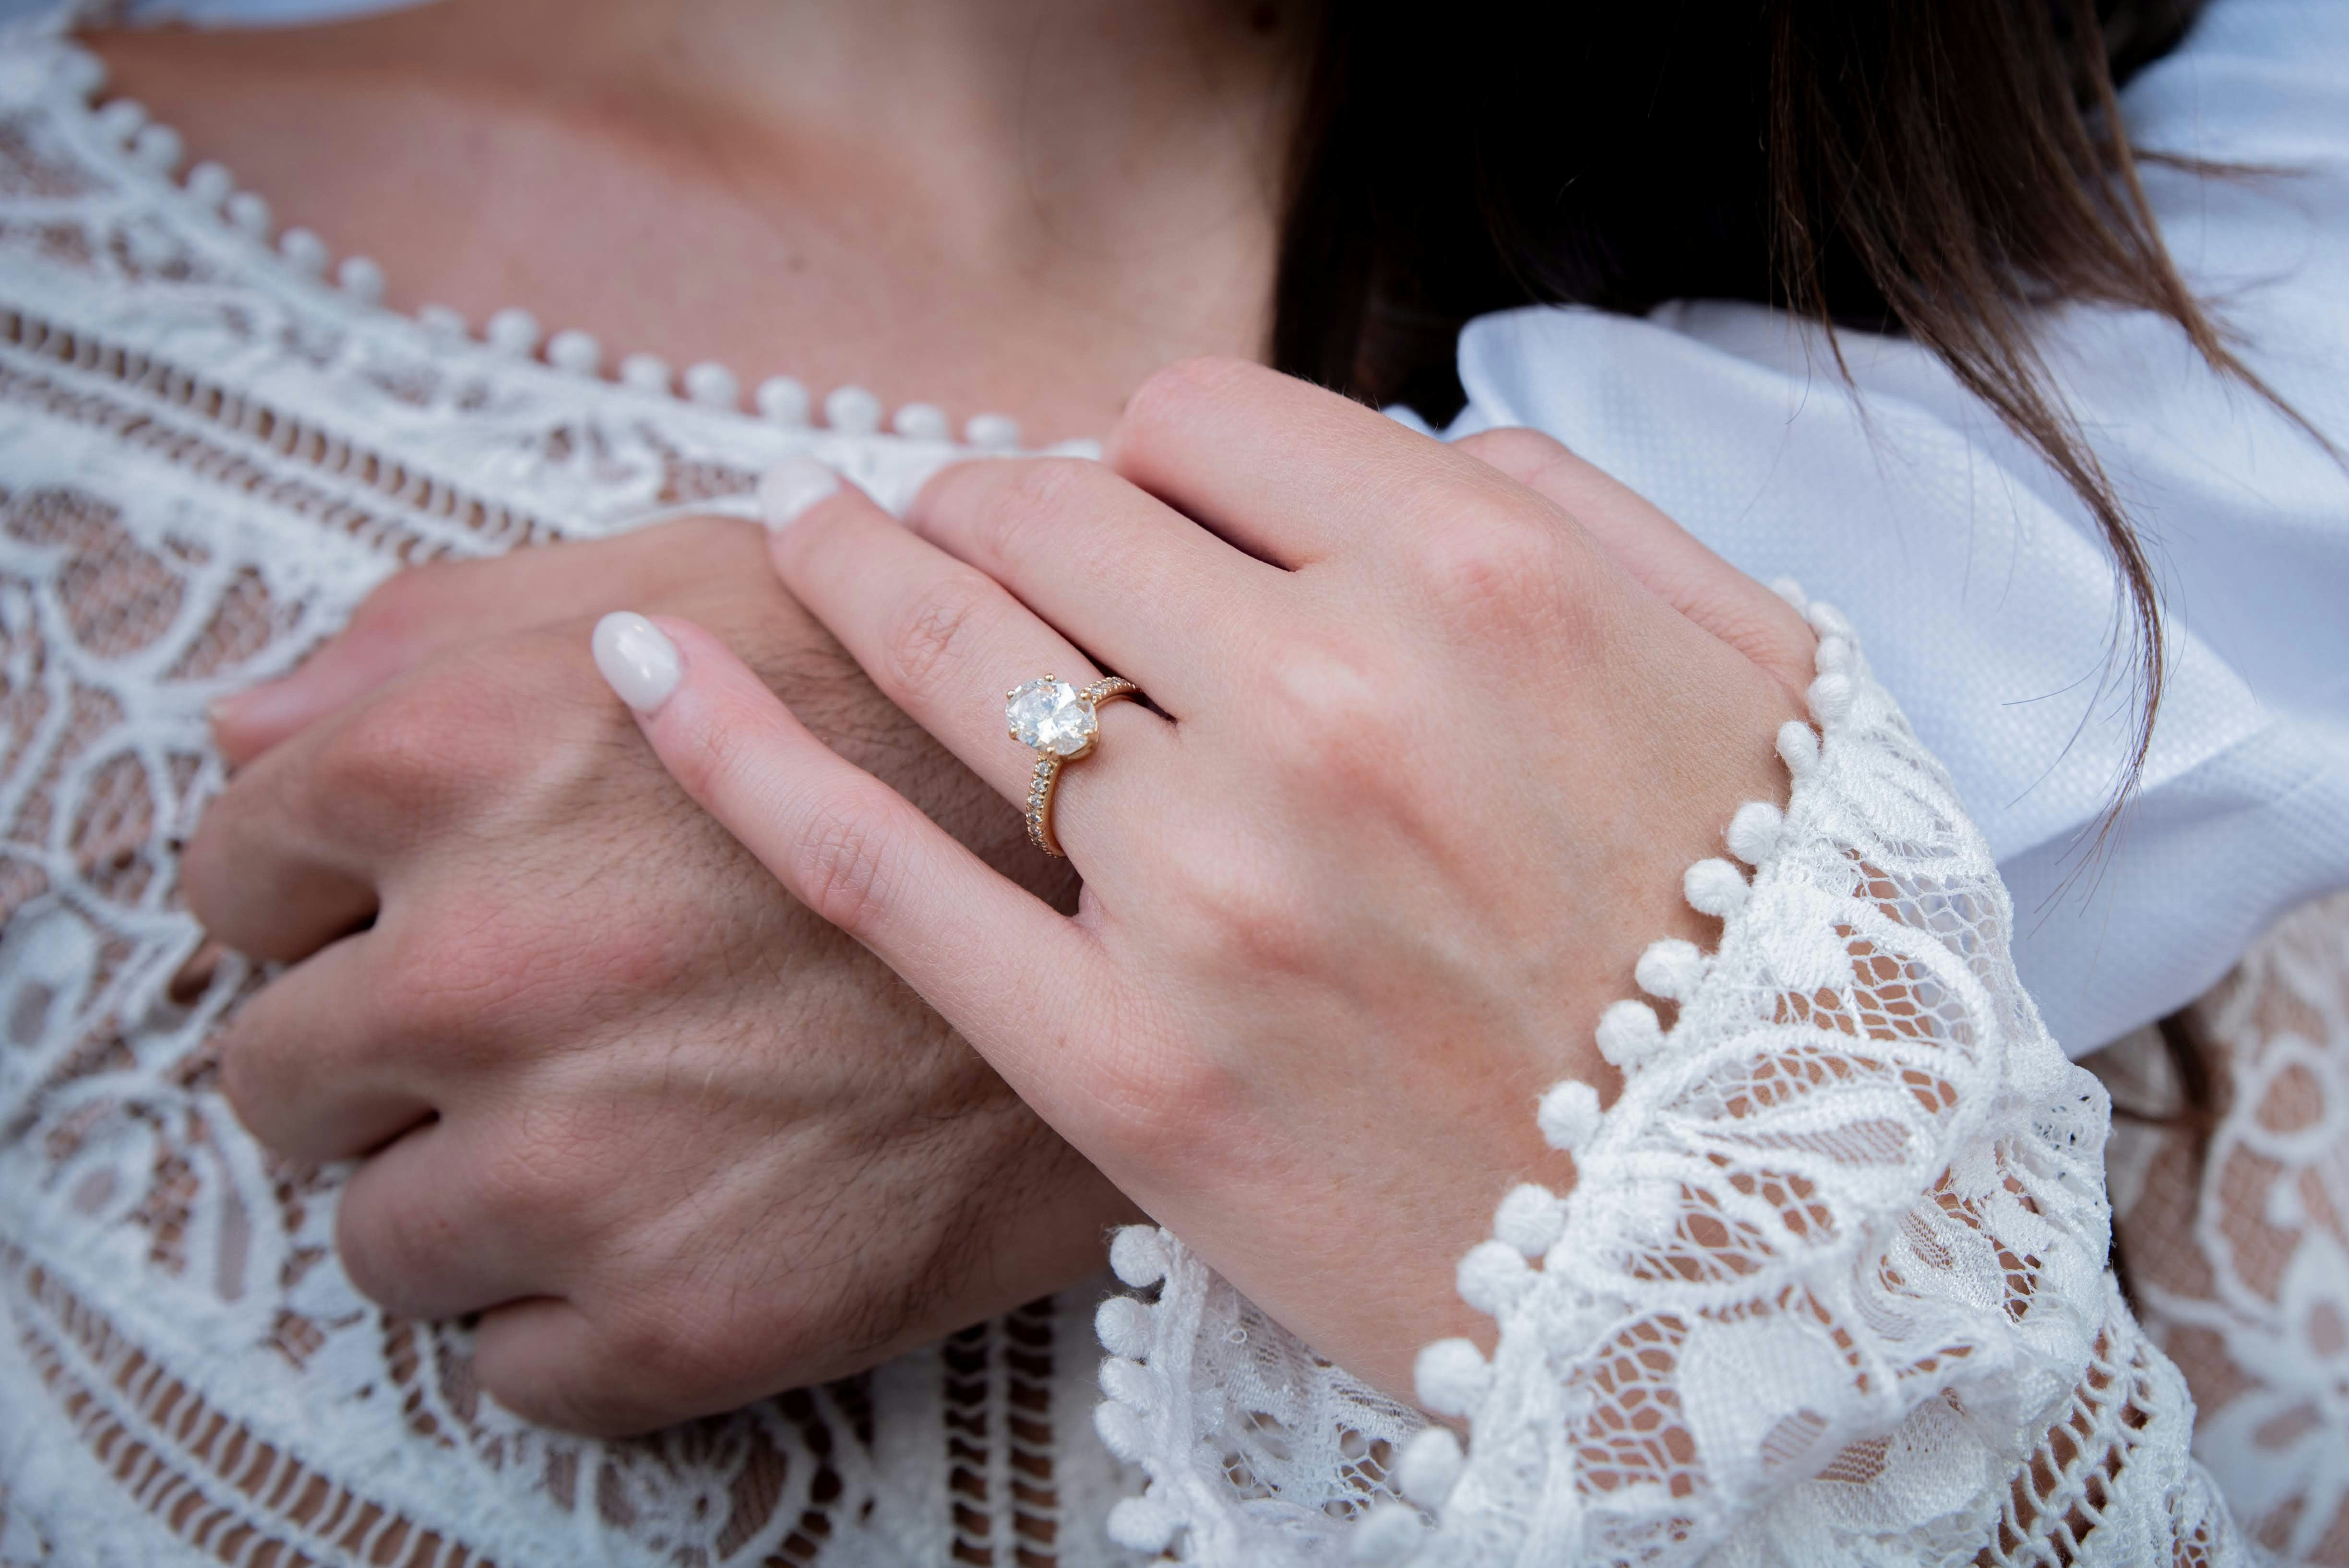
[1270,0,2308,816]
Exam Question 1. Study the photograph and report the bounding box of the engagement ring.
[1005,674,1140,856]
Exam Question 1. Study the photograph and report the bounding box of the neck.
[83,0,1319,439]
[436,0,1309,277]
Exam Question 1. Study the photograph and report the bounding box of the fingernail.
[205,678,309,758]
[757,455,841,530]
[591,611,682,713]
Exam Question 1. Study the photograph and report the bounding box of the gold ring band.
[1005,674,1140,856]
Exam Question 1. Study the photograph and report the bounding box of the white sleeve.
[1086,599,2246,1567]
[1436,0,2349,1061]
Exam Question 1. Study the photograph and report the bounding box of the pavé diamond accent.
[1005,673,1139,856]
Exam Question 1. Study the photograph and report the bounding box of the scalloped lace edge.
[1085,588,2242,1568]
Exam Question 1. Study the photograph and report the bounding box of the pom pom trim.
[1079,593,1869,1562]
[1388,591,1865,1549]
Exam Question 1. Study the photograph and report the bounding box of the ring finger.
[903,454,1280,713]
[216,931,437,1162]
[760,469,1174,857]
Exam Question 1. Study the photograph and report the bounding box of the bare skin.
[153,0,1802,1426]
[188,519,1150,1436]
[92,0,1307,443]
[618,389,1815,1395]
[146,0,1317,1433]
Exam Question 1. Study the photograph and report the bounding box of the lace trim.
[0,38,1141,1558]
[7,1241,501,1568]
[8,1194,1097,1568]
[944,1302,1070,1565]
[1,304,553,560]
[33,30,1031,452]
[1093,592,2240,1567]
[2101,890,2349,1564]
[0,469,1117,1566]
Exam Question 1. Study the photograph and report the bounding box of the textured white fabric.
[1442,0,2349,1061]
[2100,889,2349,1562]
[0,3,2339,1565]
[1100,599,2243,1566]
[25,0,2349,1073]
[0,25,1138,1567]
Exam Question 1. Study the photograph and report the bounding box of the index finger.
[593,612,1128,1139]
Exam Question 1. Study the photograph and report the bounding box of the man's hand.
[592,370,1818,1401]
[183,517,1136,1436]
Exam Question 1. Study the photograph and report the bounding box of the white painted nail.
[757,455,841,530]
[592,611,681,713]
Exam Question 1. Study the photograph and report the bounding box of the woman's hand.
[599,360,1814,1397]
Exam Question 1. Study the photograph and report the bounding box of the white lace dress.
[1,15,2345,1568]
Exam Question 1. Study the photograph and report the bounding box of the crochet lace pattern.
[4,12,2347,1566]
[2101,890,2349,1564]
[1092,598,2245,1566]
[0,28,1123,1568]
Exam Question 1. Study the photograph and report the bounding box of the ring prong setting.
[1004,673,1141,856]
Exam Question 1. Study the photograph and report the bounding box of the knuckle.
[334,1185,442,1309]
[1216,900,1317,987]
[1114,355,1257,447]
[971,456,1097,566]
[1080,1010,1245,1169]
[881,570,1001,705]
[345,563,450,637]
[310,686,474,823]
[505,1372,645,1439]
[1258,636,1399,784]
[467,1355,568,1429]
[597,1296,738,1411]
[332,1208,395,1307]
[665,688,788,814]
[647,693,736,804]
[788,793,904,937]
[214,986,357,1159]
[1412,513,1564,622]
[1184,860,1319,976]
[307,642,577,832]
[179,794,249,929]
[476,1117,594,1234]
[214,1018,282,1140]
[1454,426,1575,486]
[470,1328,648,1437]
[377,920,525,1045]
[1673,588,1818,710]
[1139,808,1323,982]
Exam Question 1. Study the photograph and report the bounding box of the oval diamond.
[1006,677,1097,757]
